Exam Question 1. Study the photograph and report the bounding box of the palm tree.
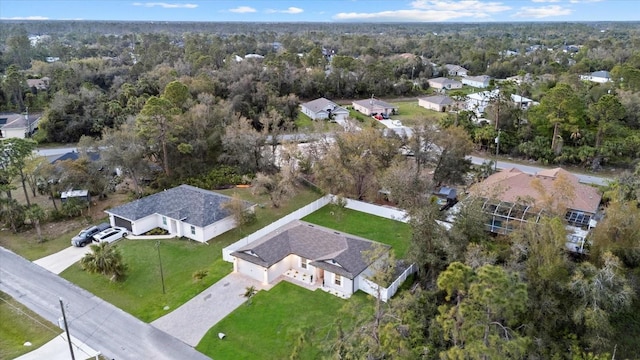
[0,197,25,233]
[80,242,127,281]
[24,204,46,242]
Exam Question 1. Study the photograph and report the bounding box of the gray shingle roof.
[106,185,250,227]
[301,97,346,113]
[233,220,389,279]
[352,98,398,111]
[420,95,454,106]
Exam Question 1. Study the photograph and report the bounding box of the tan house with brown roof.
[469,167,601,234]
[232,220,390,298]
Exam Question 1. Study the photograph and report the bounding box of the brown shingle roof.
[233,220,389,279]
[470,167,601,214]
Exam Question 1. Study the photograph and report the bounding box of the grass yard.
[196,281,372,360]
[60,187,323,322]
[0,219,97,261]
[394,100,447,126]
[302,204,412,259]
[0,291,59,359]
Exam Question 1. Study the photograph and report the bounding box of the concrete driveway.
[16,333,100,360]
[33,245,93,274]
[152,272,269,346]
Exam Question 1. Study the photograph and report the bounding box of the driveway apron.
[34,245,93,274]
[152,272,268,347]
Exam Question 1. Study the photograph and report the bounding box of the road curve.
[0,247,210,360]
[468,156,613,187]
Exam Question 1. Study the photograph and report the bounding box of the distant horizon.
[1,1,636,23]
[1,19,638,24]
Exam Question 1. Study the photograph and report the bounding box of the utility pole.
[494,129,501,172]
[156,241,165,294]
[59,298,76,360]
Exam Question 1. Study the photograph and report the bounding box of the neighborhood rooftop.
[301,97,345,113]
[106,184,242,227]
[233,220,389,280]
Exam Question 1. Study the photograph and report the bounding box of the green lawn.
[0,291,59,359]
[196,281,372,360]
[0,223,92,261]
[302,204,412,258]
[60,187,323,322]
[394,100,447,126]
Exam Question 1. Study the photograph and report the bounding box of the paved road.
[0,247,211,360]
[468,155,613,186]
[34,245,93,274]
[152,272,268,347]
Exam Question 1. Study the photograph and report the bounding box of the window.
[334,274,342,286]
[300,257,308,269]
[190,226,196,235]
[162,217,167,225]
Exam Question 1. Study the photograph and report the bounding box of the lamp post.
[494,129,501,172]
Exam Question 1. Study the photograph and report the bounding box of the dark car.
[71,223,111,247]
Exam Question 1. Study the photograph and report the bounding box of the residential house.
[468,167,601,236]
[105,185,254,243]
[0,112,41,139]
[232,220,390,298]
[26,77,50,91]
[506,73,533,85]
[418,95,454,112]
[466,90,500,115]
[352,98,398,116]
[444,64,469,77]
[300,98,349,121]
[461,75,491,88]
[510,94,539,110]
[579,70,611,83]
[427,77,463,90]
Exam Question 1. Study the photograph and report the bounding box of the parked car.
[93,226,128,244]
[71,223,111,247]
[392,120,402,127]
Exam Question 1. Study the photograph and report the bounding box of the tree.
[569,252,633,351]
[251,167,297,208]
[221,193,255,227]
[24,204,46,242]
[590,200,640,268]
[99,119,149,196]
[0,138,37,206]
[80,242,127,282]
[433,126,473,187]
[219,114,269,174]
[529,83,586,154]
[2,64,26,110]
[136,96,179,176]
[408,202,447,283]
[314,128,399,200]
[588,94,625,169]
[436,262,531,360]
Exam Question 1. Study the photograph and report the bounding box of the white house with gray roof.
[231,220,390,298]
[300,97,349,121]
[579,70,611,83]
[418,95,454,112]
[105,185,253,243]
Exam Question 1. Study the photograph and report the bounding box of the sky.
[0,0,637,22]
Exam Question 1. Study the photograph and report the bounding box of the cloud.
[229,6,257,13]
[335,1,510,22]
[513,5,572,18]
[569,0,604,3]
[0,16,49,20]
[531,0,561,2]
[267,7,304,14]
[132,2,198,9]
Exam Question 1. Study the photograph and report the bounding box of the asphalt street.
[468,155,613,186]
[0,247,211,360]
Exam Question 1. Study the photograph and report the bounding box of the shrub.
[192,269,208,281]
[186,165,246,190]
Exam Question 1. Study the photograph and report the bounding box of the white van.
[93,226,128,244]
